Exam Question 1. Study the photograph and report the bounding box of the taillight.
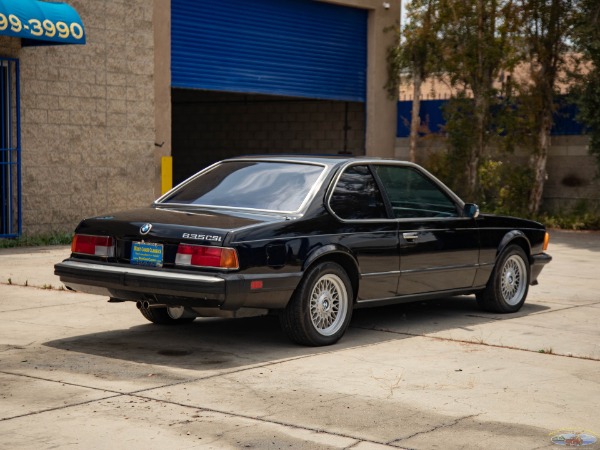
[543,232,550,251]
[175,244,239,269]
[72,234,115,257]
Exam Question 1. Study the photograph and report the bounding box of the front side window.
[373,165,459,218]
[160,161,325,212]
[329,165,387,220]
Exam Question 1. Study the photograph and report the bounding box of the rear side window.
[329,165,387,220]
[373,165,459,218]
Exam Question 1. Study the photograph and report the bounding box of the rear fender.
[302,244,360,301]
[303,244,357,272]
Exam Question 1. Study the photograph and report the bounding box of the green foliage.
[428,0,579,212]
[400,0,593,217]
[571,0,600,172]
[537,204,600,230]
[438,0,521,90]
[517,0,579,214]
[440,96,476,197]
[386,0,441,99]
[441,93,536,202]
[424,151,533,216]
[574,73,600,170]
[433,0,524,198]
[0,232,73,249]
[424,152,600,229]
[478,159,533,216]
[422,148,452,183]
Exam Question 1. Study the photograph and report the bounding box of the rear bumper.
[54,259,301,310]
[530,252,552,285]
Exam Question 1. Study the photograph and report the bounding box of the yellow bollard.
[161,156,173,195]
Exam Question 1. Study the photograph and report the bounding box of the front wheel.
[477,245,530,313]
[280,262,353,346]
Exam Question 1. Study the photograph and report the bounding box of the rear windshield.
[159,161,325,212]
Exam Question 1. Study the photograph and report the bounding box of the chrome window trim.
[361,270,402,277]
[326,160,466,224]
[231,229,400,245]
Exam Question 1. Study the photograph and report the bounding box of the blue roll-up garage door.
[171,0,367,102]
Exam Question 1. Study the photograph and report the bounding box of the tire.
[476,245,530,313]
[280,262,353,346]
[139,305,196,325]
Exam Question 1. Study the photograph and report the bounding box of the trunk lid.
[74,206,285,267]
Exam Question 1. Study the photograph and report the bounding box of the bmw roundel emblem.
[140,223,152,235]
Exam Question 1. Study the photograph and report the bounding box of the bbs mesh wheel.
[280,262,353,346]
[477,245,530,313]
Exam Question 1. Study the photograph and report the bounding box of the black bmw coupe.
[55,156,552,346]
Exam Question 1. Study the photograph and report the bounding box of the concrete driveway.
[0,230,599,449]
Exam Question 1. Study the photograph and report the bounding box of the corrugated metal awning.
[0,0,85,46]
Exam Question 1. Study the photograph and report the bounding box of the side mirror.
[464,203,480,219]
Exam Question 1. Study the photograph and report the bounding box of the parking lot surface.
[1,230,599,449]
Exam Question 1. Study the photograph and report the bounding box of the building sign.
[0,0,85,45]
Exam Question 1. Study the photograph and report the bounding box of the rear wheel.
[280,262,353,346]
[477,245,530,313]
[138,304,196,325]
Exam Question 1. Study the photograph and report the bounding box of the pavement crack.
[0,281,68,292]
[127,344,384,396]
[351,325,600,361]
[526,301,600,316]
[0,370,123,423]
[388,414,481,444]
[127,391,412,450]
[0,394,122,422]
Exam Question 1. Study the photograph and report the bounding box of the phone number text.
[0,14,84,41]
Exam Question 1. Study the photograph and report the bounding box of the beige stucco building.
[0,0,401,237]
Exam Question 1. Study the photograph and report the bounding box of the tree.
[437,0,521,199]
[572,0,600,171]
[387,0,441,162]
[518,0,578,214]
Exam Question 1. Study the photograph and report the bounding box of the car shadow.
[351,295,549,333]
[43,295,550,373]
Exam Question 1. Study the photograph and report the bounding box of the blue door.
[0,58,20,238]
[171,0,367,102]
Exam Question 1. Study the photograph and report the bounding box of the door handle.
[402,232,419,241]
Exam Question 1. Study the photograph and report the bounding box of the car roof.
[222,154,411,169]
[219,155,463,208]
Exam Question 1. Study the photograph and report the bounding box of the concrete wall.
[153,0,171,198]
[544,136,600,212]
[395,135,600,212]
[172,91,365,183]
[5,0,157,235]
[0,37,19,57]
